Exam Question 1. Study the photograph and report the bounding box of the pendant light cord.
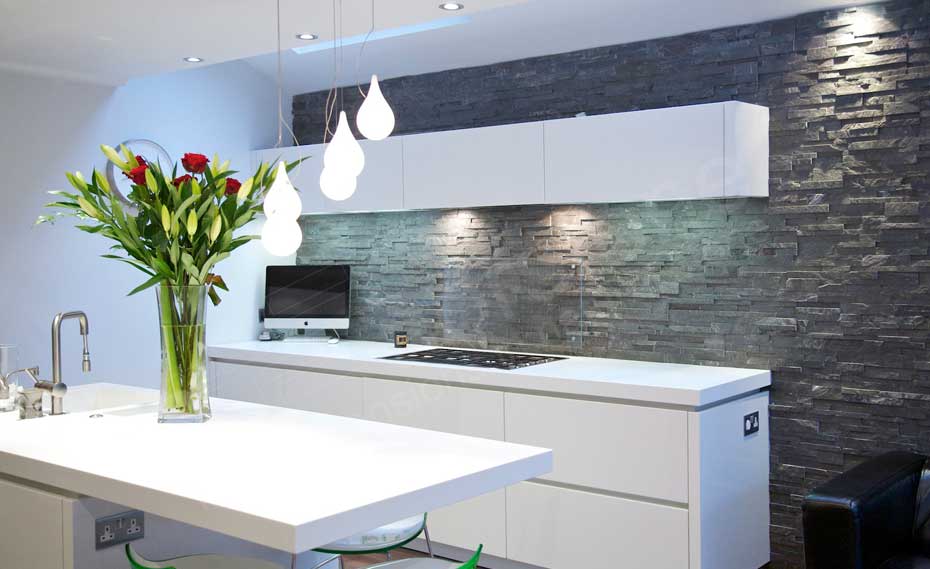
[323,0,339,142]
[356,0,375,97]
[275,0,283,148]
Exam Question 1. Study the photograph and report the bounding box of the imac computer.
[264,265,350,336]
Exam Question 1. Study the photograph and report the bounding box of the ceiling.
[0,0,881,89]
[0,0,526,85]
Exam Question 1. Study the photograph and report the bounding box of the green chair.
[125,543,283,569]
[312,514,434,569]
[365,545,483,569]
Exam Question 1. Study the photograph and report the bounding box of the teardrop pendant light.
[357,74,395,141]
[263,162,302,220]
[324,111,365,178]
[262,0,304,257]
[319,165,358,201]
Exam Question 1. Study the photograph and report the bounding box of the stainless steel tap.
[51,311,91,415]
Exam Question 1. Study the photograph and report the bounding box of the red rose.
[172,174,193,187]
[135,155,146,166]
[181,153,209,174]
[224,177,241,196]
[123,163,148,185]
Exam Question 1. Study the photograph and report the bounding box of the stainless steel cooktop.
[381,348,567,370]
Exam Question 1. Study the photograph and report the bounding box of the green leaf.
[127,274,166,296]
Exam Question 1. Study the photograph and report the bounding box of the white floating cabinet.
[250,101,768,213]
[544,101,767,204]
[402,122,545,210]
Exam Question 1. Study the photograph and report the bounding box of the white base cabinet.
[0,476,71,569]
[211,359,770,569]
[506,482,689,569]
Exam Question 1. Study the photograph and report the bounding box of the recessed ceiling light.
[296,33,318,40]
[439,2,464,11]
[183,57,204,63]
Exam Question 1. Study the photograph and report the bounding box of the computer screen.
[264,265,350,321]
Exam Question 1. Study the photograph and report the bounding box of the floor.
[342,548,428,568]
[341,548,485,568]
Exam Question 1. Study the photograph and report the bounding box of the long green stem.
[158,286,184,409]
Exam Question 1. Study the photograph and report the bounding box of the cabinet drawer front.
[507,482,688,569]
[0,478,65,569]
[363,378,504,440]
[214,362,364,418]
[428,491,507,558]
[505,393,688,502]
[363,379,506,555]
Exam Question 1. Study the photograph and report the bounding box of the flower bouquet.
[39,146,299,422]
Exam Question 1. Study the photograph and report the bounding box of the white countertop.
[0,385,551,553]
[208,341,770,408]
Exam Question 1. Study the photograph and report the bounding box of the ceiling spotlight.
[439,2,464,10]
[183,57,204,63]
[296,33,318,40]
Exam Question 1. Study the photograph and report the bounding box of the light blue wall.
[0,61,281,389]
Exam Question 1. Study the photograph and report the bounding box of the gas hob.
[381,348,566,370]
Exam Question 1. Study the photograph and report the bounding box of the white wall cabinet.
[252,102,768,214]
[546,103,716,204]
[402,122,545,209]
[544,101,767,204]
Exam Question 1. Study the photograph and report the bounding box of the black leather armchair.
[803,451,930,569]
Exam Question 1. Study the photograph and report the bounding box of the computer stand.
[282,329,341,344]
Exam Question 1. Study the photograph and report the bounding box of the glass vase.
[156,285,211,423]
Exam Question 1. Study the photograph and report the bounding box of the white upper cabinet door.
[544,103,727,204]
[402,122,545,209]
[723,102,770,198]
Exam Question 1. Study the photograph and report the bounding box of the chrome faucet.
[51,311,91,415]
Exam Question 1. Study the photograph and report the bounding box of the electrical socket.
[95,510,145,550]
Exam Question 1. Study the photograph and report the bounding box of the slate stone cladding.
[293,1,930,566]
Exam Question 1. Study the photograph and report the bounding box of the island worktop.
[0,387,551,555]
[209,340,771,409]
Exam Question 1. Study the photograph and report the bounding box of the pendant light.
[262,0,303,257]
[357,75,395,141]
[323,111,365,178]
[261,218,303,257]
[320,166,358,201]
[263,162,302,220]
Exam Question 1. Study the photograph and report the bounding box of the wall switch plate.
[744,411,760,437]
[95,510,145,550]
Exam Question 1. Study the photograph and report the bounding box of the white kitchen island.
[0,384,551,568]
[209,340,773,569]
